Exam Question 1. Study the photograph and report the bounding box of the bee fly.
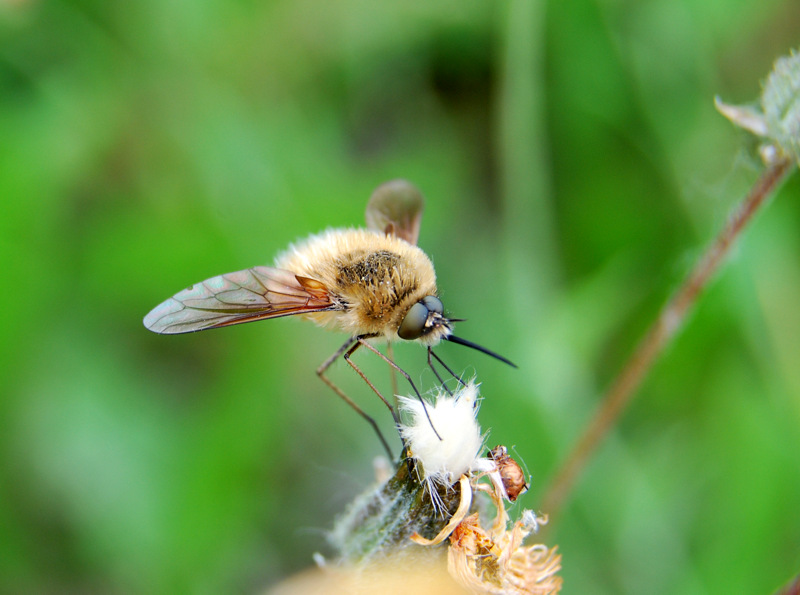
[144,180,514,458]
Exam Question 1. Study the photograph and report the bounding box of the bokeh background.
[2,1,800,593]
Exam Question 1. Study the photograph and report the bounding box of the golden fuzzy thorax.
[275,228,443,343]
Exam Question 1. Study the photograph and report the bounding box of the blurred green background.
[2,0,800,593]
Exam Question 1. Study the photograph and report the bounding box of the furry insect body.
[275,228,448,344]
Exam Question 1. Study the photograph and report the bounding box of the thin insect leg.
[429,348,467,387]
[426,347,453,396]
[343,341,400,424]
[317,336,357,375]
[355,337,442,441]
[386,341,399,409]
[342,339,414,473]
[317,337,395,460]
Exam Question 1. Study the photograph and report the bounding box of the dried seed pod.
[488,445,528,502]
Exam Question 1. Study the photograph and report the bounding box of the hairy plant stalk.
[541,155,794,519]
[329,459,464,564]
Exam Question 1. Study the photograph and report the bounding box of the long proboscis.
[445,335,517,368]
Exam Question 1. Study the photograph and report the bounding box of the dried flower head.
[445,470,561,594]
[327,380,562,593]
[447,513,562,595]
[406,434,561,593]
[399,381,484,506]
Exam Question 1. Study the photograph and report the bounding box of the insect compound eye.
[398,301,429,340]
[421,295,443,315]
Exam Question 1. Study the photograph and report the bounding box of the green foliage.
[1,1,799,593]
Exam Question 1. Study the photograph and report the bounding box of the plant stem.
[330,459,464,563]
[540,156,794,520]
[775,573,800,595]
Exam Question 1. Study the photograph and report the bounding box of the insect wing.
[143,266,333,334]
[365,179,424,245]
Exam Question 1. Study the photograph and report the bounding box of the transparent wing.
[143,266,334,334]
[365,179,424,245]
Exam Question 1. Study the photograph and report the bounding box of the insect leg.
[428,348,468,393]
[317,337,395,460]
[353,337,442,441]
[426,349,452,395]
[385,341,399,408]
[342,339,400,421]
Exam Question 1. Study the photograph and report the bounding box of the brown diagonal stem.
[541,156,794,520]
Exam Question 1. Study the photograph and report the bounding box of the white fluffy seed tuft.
[398,381,483,490]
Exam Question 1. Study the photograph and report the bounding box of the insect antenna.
[445,335,517,368]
